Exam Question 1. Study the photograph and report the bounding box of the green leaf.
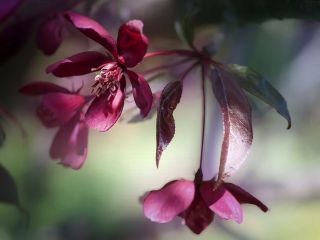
[174,1,200,48]
[228,64,291,129]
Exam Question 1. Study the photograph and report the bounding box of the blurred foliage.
[175,0,320,26]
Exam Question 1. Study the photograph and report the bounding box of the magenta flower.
[143,179,268,234]
[19,82,89,169]
[46,11,153,131]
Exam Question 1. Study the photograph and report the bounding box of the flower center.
[91,63,122,97]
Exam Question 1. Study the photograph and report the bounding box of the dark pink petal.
[223,183,268,212]
[85,79,125,131]
[127,70,152,117]
[200,182,243,223]
[19,82,70,96]
[47,51,112,77]
[210,67,253,183]
[50,116,88,169]
[143,180,195,223]
[64,11,117,57]
[37,15,64,55]
[0,0,23,22]
[117,20,148,67]
[39,93,85,126]
[180,190,214,234]
[156,81,183,167]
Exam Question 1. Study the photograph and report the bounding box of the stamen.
[91,64,121,97]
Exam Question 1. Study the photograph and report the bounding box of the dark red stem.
[199,64,207,171]
[142,57,193,75]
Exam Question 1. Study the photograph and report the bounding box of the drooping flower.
[143,178,268,234]
[19,82,90,169]
[46,11,153,131]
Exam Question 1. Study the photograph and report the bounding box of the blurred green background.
[1,0,320,239]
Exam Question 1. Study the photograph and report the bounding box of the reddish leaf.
[210,67,252,183]
[156,81,183,167]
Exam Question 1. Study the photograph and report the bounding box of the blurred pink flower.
[143,179,268,234]
[19,82,89,169]
[47,11,153,131]
[0,0,23,23]
[36,14,65,55]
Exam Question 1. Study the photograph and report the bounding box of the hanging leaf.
[228,64,291,129]
[0,164,20,208]
[210,67,253,184]
[156,81,183,167]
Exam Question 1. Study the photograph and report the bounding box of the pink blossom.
[47,11,153,131]
[19,82,89,169]
[143,179,268,234]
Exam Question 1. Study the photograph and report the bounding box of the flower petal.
[0,0,23,22]
[117,20,148,67]
[127,70,153,117]
[50,115,88,169]
[200,182,243,223]
[19,82,70,96]
[143,180,195,223]
[36,15,64,55]
[64,11,117,57]
[37,93,85,127]
[223,183,268,212]
[85,79,125,131]
[180,190,214,234]
[47,51,112,77]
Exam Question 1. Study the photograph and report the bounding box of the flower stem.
[142,57,193,75]
[145,50,197,58]
[145,50,222,68]
[179,61,199,82]
[199,64,207,171]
